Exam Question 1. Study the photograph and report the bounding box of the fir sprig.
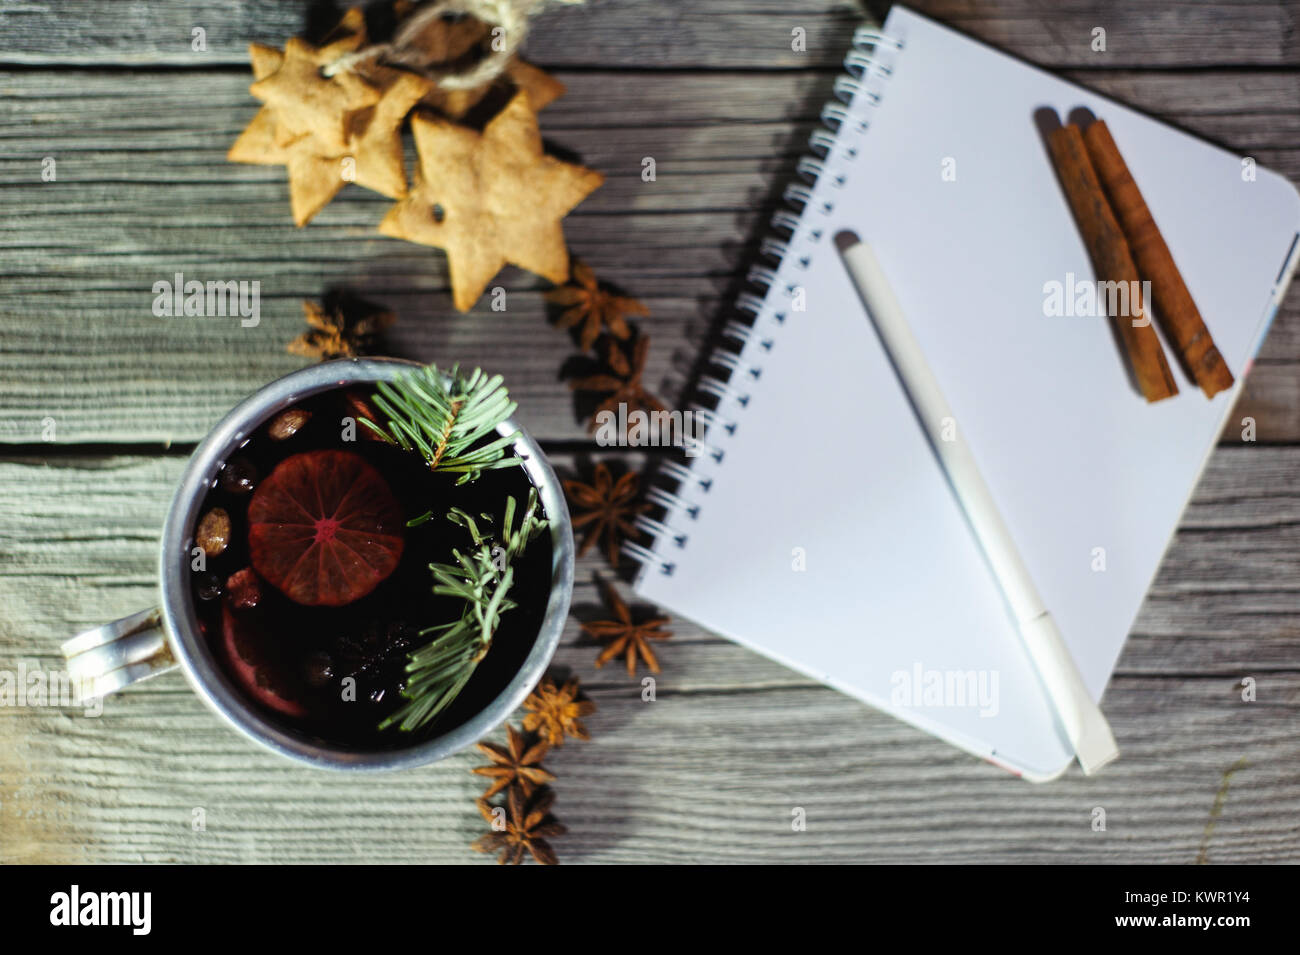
[380,488,549,733]
[365,363,521,484]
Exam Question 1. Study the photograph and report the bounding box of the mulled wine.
[187,384,553,748]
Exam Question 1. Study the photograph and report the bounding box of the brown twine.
[321,0,582,90]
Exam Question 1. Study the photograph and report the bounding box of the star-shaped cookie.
[378,93,604,311]
[248,11,380,154]
[227,43,296,166]
[395,14,565,118]
[228,10,431,225]
[424,58,567,120]
[362,13,565,120]
[339,69,432,199]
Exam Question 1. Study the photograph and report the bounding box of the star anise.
[569,334,668,433]
[472,723,556,800]
[563,462,645,566]
[546,261,649,352]
[522,676,595,747]
[471,787,566,865]
[287,298,395,360]
[585,575,673,677]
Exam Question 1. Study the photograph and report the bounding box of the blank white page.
[636,4,1300,780]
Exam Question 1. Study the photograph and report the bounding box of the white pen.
[839,235,1119,775]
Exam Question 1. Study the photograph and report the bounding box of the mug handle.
[62,608,178,701]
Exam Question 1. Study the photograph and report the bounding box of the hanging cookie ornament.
[228,9,430,224]
[349,0,600,311]
[381,94,603,311]
[228,1,577,226]
[249,14,381,154]
[325,0,583,96]
[350,1,570,119]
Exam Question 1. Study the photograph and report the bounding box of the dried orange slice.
[247,450,404,606]
[221,599,308,718]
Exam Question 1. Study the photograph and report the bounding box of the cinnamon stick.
[1083,120,1234,399]
[1046,123,1177,402]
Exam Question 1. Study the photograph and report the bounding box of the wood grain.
[1,450,1297,863]
[0,0,1296,69]
[1,68,1298,444]
[2,0,1299,865]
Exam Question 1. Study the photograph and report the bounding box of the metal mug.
[60,358,575,771]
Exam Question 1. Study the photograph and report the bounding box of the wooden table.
[2,0,1298,863]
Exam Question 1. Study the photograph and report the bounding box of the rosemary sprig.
[380,488,549,733]
[364,363,522,485]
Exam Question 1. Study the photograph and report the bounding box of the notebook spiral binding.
[625,25,904,578]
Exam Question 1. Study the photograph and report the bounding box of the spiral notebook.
[627,5,1300,780]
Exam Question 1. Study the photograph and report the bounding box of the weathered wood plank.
[3,0,1297,869]
[1,449,1297,862]
[7,69,1300,159]
[0,0,1296,69]
[2,69,1299,444]
[0,288,1294,446]
[6,446,1300,628]
[4,676,1296,863]
[7,67,1298,130]
[0,287,705,446]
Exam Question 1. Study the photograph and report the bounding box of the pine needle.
[379,488,549,733]
[364,363,522,485]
